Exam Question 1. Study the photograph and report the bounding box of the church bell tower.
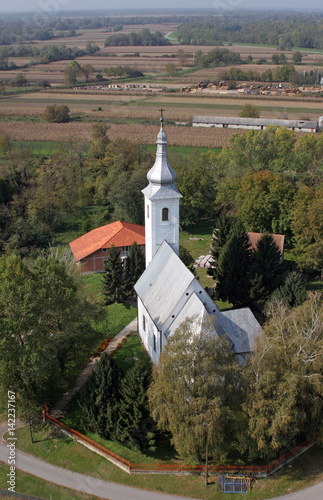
[142,110,182,268]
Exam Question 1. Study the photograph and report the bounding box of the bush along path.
[50,317,138,417]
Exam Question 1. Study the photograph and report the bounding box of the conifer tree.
[208,210,233,279]
[116,360,155,450]
[270,270,307,308]
[80,353,121,439]
[123,242,145,296]
[249,234,283,302]
[216,233,251,306]
[103,245,124,304]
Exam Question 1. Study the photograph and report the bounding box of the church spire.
[146,109,178,186]
[142,112,182,267]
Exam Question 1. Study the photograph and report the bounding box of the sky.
[0,0,322,14]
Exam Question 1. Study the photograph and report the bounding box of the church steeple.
[142,112,182,267]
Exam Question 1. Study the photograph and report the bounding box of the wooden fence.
[43,409,315,476]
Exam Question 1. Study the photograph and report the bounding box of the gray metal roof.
[219,308,262,354]
[135,241,195,329]
[192,115,318,129]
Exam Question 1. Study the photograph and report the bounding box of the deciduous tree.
[148,316,246,463]
[246,292,323,459]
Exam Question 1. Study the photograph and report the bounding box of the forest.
[178,13,323,49]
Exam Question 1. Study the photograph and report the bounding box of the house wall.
[80,245,145,274]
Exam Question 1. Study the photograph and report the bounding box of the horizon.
[0,3,322,15]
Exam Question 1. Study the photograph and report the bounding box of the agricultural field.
[1,89,323,147]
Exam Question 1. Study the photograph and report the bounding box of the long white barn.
[192,115,318,133]
[135,116,262,365]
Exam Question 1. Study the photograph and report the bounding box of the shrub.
[43,104,70,123]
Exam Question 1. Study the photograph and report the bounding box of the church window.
[161,207,169,221]
[143,315,146,331]
[153,334,156,352]
[147,204,149,218]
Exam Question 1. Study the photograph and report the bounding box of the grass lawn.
[12,423,323,500]
[0,461,99,500]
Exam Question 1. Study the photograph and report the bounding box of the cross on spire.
[159,108,165,125]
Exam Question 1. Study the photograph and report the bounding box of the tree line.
[0,41,99,71]
[177,13,323,49]
[104,29,170,47]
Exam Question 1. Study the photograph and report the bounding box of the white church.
[134,114,262,366]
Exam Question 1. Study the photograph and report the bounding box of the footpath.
[51,317,138,416]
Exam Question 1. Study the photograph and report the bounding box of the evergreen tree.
[270,270,307,308]
[103,245,125,304]
[80,353,121,439]
[123,242,145,296]
[249,234,283,302]
[208,210,234,279]
[117,360,155,450]
[216,233,251,306]
[179,245,195,274]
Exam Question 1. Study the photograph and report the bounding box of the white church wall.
[137,297,161,365]
[145,198,180,266]
[161,279,219,337]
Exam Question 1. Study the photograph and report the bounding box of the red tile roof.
[247,232,285,255]
[69,221,145,262]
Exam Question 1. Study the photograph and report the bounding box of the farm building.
[135,115,262,366]
[192,115,318,132]
[69,221,145,274]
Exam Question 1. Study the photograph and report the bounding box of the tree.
[236,170,296,235]
[177,48,187,67]
[117,360,155,450]
[80,353,121,439]
[269,271,307,309]
[0,253,98,412]
[179,245,195,273]
[43,104,70,123]
[249,234,284,302]
[216,232,251,306]
[90,123,110,159]
[246,292,323,459]
[13,73,28,87]
[239,104,260,118]
[0,134,10,155]
[165,62,177,77]
[103,245,125,304]
[148,316,246,465]
[64,60,81,86]
[292,51,303,64]
[208,210,234,279]
[291,186,323,271]
[81,63,95,82]
[123,242,145,296]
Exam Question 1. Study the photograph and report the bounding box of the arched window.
[162,207,169,221]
